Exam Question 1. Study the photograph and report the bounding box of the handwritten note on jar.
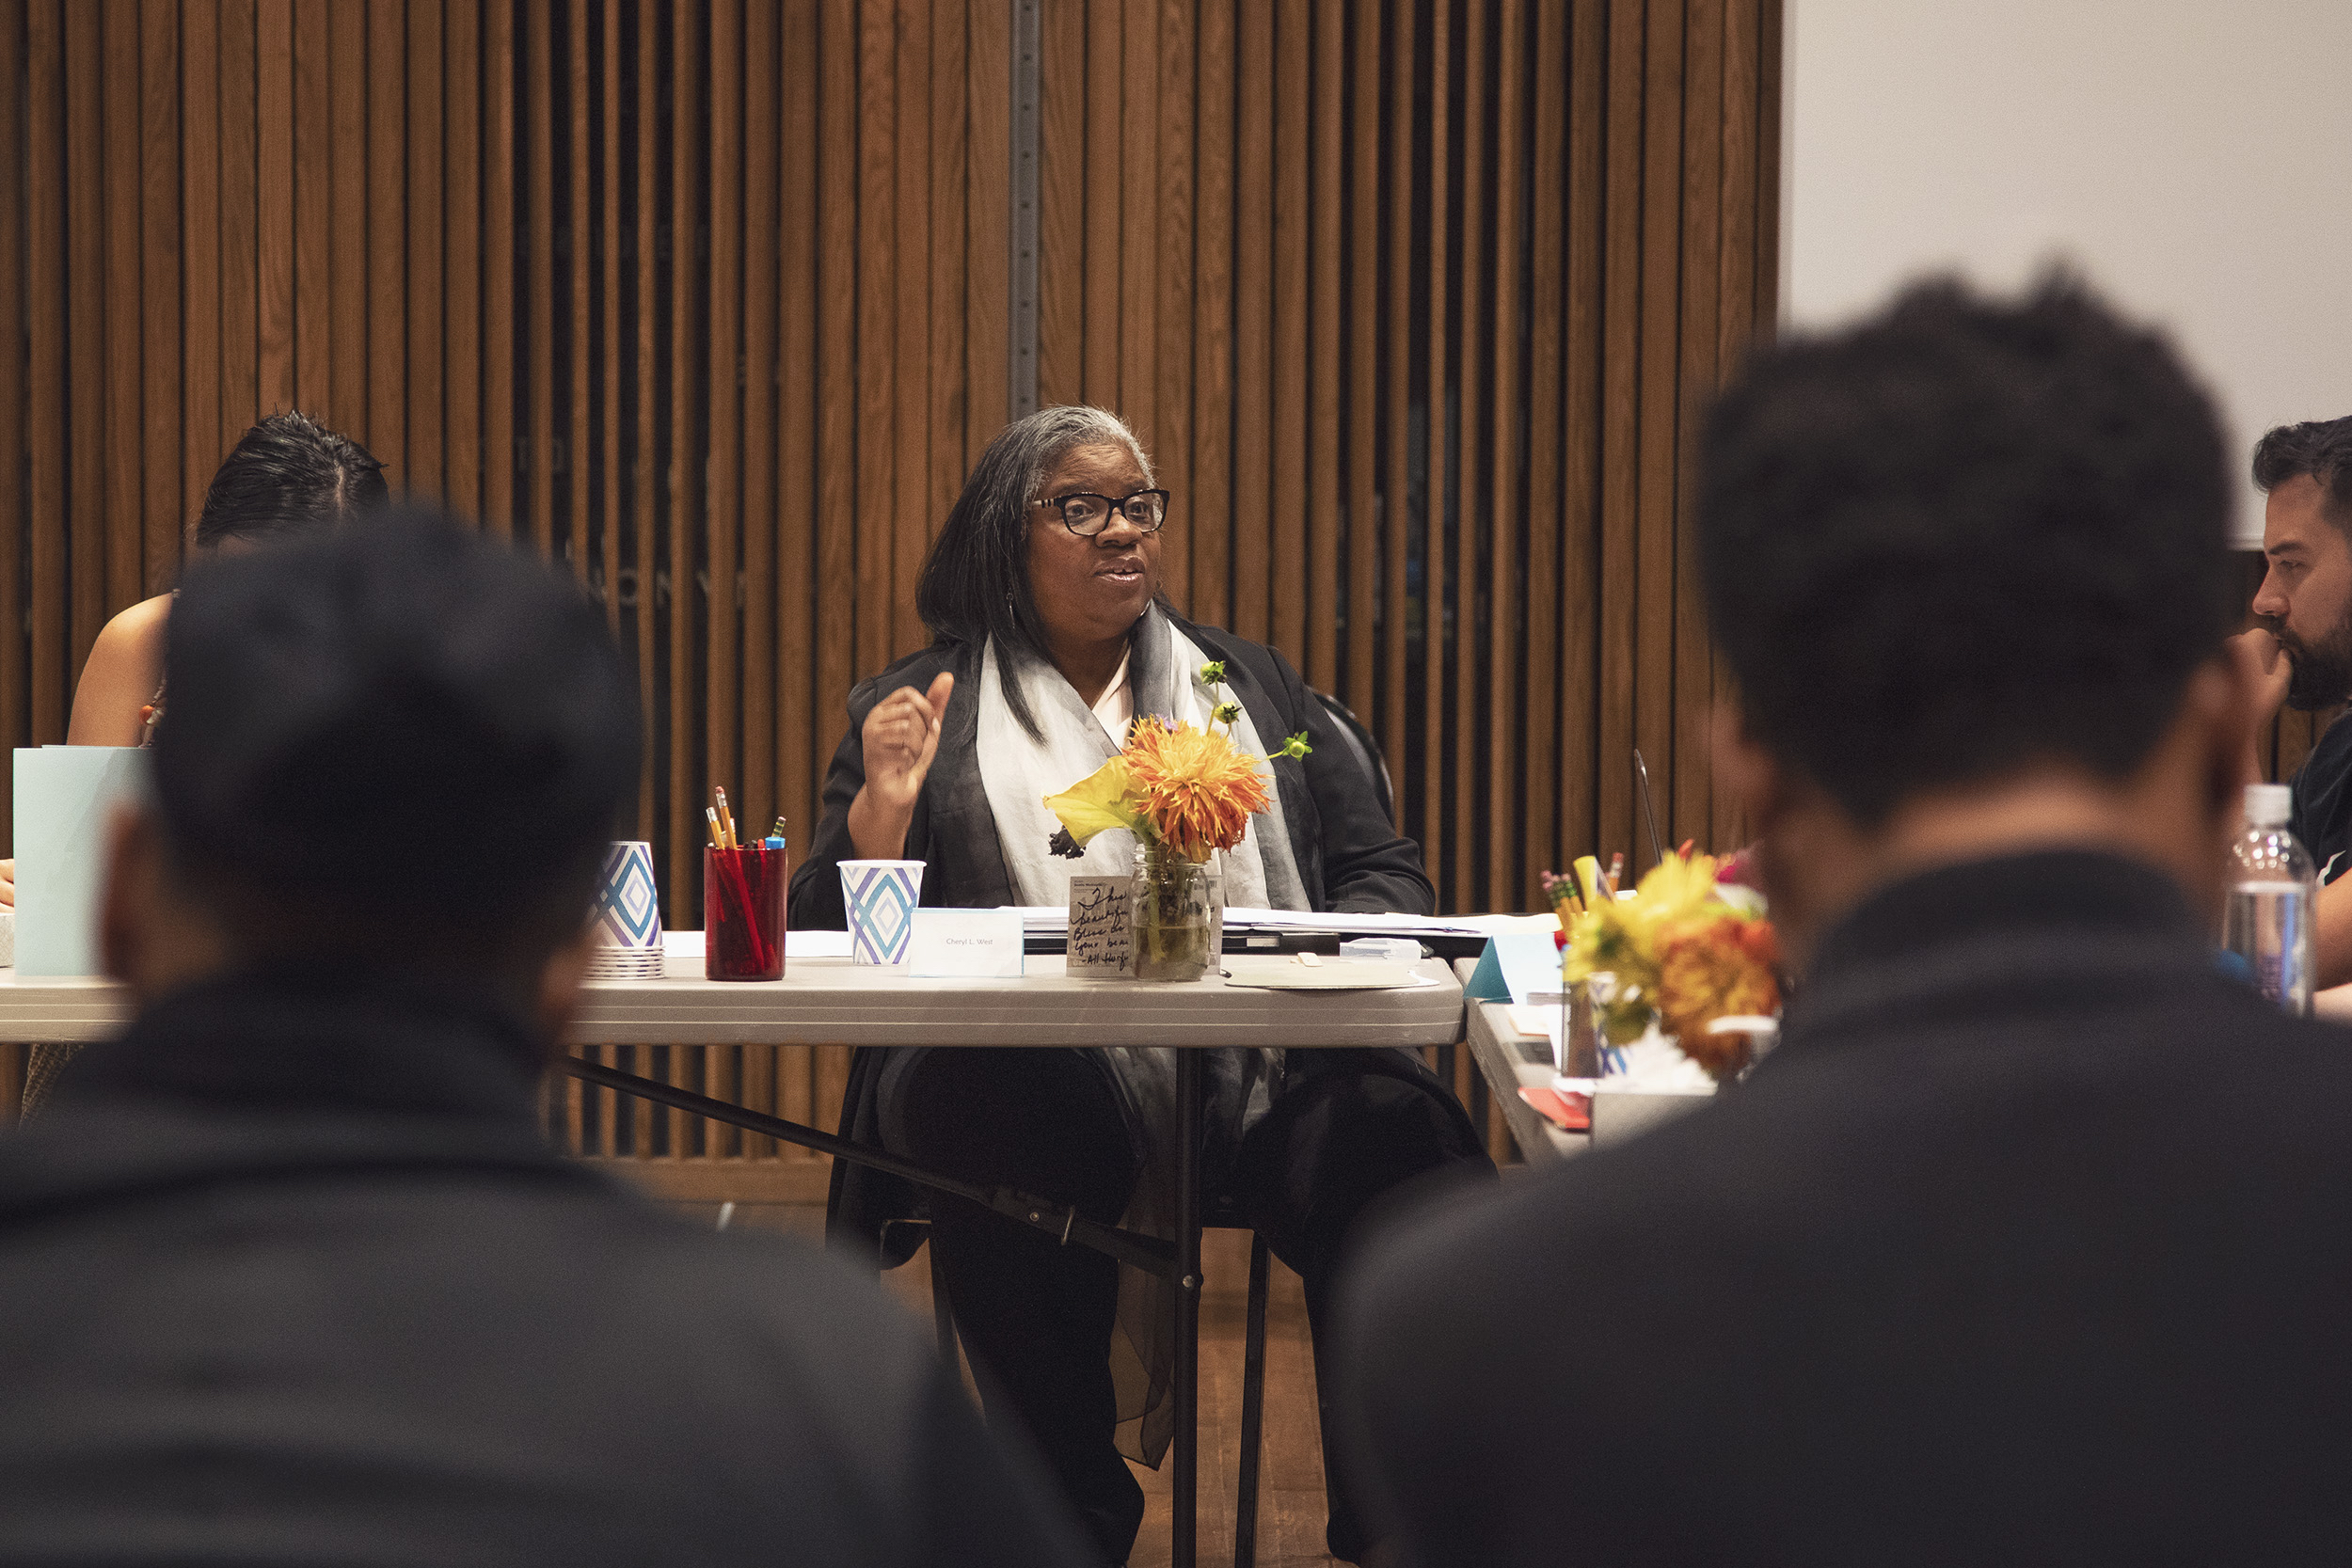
[1067,877,1132,975]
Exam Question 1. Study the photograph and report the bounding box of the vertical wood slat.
[403,0,440,494]
[1187,0,1232,633]
[1079,0,1118,406]
[1420,0,1449,897]
[1150,0,1192,610]
[890,0,930,656]
[1452,0,1486,914]
[1115,0,1154,464]
[1670,0,1723,849]
[137,0,181,598]
[1596,0,1645,879]
[670,0,701,934]
[1343,0,1377,716]
[527,0,553,547]
[326,0,362,439]
[852,0,895,685]
[964,0,1009,463]
[2,0,29,814]
[290,0,327,415]
[1229,0,1270,646]
[442,0,480,518]
[1522,0,1568,889]
[1304,0,1339,688]
[182,0,221,527]
[1488,0,1526,910]
[1270,0,1308,669]
[1559,0,1606,868]
[740,0,777,846]
[485,0,516,535]
[30,0,68,745]
[103,3,145,614]
[62,0,102,668]
[363,0,403,473]
[1034,0,1082,411]
[708,0,741,894]
[1382,0,1413,784]
[929,0,967,539]
[632,0,658,850]
[779,0,820,852]
[569,0,592,578]
[254,0,292,412]
[218,0,257,451]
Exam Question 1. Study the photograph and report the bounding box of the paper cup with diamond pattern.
[587,841,665,980]
[840,860,925,965]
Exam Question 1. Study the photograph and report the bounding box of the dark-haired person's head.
[1700,275,2252,961]
[99,511,641,1037]
[194,410,389,551]
[2249,415,2352,712]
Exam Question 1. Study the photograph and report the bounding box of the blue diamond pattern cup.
[588,841,665,979]
[840,860,925,966]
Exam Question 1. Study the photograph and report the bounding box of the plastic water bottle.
[2224,783,2315,1016]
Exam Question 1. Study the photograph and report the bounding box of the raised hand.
[849,672,955,860]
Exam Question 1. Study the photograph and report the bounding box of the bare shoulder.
[67,594,172,746]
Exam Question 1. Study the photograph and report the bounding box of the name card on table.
[908,908,1025,978]
[1065,877,1132,975]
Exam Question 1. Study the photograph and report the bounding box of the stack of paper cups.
[587,841,665,980]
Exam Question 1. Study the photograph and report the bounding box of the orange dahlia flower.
[1653,910,1781,1082]
[1121,717,1272,862]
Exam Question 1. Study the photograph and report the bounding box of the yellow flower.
[1561,849,1779,1059]
[1121,718,1272,862]
[1042,756,1146,847]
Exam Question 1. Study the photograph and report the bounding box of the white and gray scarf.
[974,606,1309,913]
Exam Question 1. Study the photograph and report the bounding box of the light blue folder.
[12,747,149,976]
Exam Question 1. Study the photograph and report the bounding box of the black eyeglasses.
[1036,489,1169,536]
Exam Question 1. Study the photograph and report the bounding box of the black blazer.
[787,612,1438,1262]
[1337,851,2352,1567]
[0,974,1092,1568]
[788,611,1431,927]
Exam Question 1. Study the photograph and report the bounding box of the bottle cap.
[2246,783,2293,827]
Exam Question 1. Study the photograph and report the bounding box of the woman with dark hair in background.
[4,410,385,1112]
[66,409,389,749]
[790,405,1489,1567]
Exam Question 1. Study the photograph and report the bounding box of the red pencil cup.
[705,846,787,981]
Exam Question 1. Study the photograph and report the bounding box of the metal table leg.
[1172,1047,1203,1568]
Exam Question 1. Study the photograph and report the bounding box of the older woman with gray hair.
[790,405,1487,1567]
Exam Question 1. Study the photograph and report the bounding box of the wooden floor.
[708,1204,1345,1568]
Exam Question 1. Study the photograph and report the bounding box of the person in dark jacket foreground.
[0,515,1092,1568]
[1335,277,2352,1566]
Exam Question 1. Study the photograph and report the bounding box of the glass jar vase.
[1131,840,1218,982]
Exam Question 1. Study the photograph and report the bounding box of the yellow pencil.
[714,787,739,850]
[1574,855,1606,910]
[705,806,725,849]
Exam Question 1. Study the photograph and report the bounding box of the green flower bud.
[1213,701,1243,725]
[1198,660,1228,687]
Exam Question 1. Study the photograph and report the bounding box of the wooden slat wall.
[0,2,1784,1156]
[1035,0,1783,914]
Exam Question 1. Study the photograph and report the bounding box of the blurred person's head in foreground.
[99,512,641,1046]
[2249,415,2352,711]
[1700,274,2249,964]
